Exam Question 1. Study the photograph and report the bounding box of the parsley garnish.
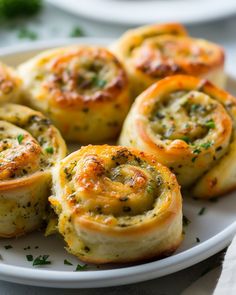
[4,245,12,250]
[205,119,215,129]
[200,141,213,149]
[26,254,33,261]
[18,28,38,40]
[45,147,54,154]
[70,26,84,37]
[183,215,191,226]
[193,148,201,154]
[181,136,190,144]
[75,263,87,271]
[198,207,206,216]
[64,259,73,266]
[33,255,51,266]
[17,134,24,144]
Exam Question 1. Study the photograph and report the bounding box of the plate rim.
[0,38,236,288]
[46,0,236,25]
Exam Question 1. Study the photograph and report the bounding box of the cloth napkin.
[182,234,236,295]
[214,234,236,294]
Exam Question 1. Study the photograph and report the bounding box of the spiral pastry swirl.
[18,46,130,143]
[50,145,182,264]
[111,23,225,96]
[0,103,67,237]
[0,62,22,103]
[119,75,236,198]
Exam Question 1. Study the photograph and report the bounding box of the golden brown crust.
[50,145,182,264]
[119,75,236,198]
[18,46,131,143]
[0,62,22,103]
[111,23,225,96]
[0,103,67,237]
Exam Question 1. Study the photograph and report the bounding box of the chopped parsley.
[205,119,215,129]
[18,28,38,40]
[183,215,191,226]
[70,26,84,37]
[191,156,197,163]
[17,134,24,144]
[75,263,87,271]
[45,147,54,154]
[4,245,12,250]
[33,255,51,266]
[64,259,73,266]
[198,207,206,216]
[181,136,190,144]
[26,254,33,262]
[200,141,213,149]
[193,148,201,154]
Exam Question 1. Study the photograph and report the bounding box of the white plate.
[0,38,236,288]
[46,0,236,25]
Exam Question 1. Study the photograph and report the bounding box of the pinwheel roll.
[111,23,225,96]
[18,46,130,143]
[0,62,22,103]
[50,145,182,264]
[119,75,236,198]
[0,103,67,237]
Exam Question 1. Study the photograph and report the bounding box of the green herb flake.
[191,156,197,163]
[26,254,33,262]
[205,119,215,129]
[17,134,24,144]
[196,237,200,243]
[70,26,84,37]
[4,245,12,250]
[75,263,87,271]
[64,259,73,266]
[45,147,54,154]
[190,104,200,112]
[193,148,201,154]
[33,255,51,266]
[181,136,190,144]
[198,207,206,216]
[146,184,154,194]
[18,28,38,40]
[200,141,213,149]
[183,215,191,227]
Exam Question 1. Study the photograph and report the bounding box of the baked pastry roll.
[111,23,225,97]
[0,103,67,237]
[119,75,236,199]
[0,62,22,103]
[50,145,182,264]
[18,46,130,143]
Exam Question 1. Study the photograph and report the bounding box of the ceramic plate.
[0,38,235,288]
[46,0,236,25]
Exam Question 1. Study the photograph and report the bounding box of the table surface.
[0,2,236,294]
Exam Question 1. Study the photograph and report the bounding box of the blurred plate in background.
[46,0,236,25]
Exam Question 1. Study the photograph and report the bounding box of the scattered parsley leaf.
[198,207,206,216]
[64,259,73,266]
[70,26,84,37]
[191,156,197,163]
[183,215,191,226]
[75,263,87,271]
[18,28,38,40]
[33,255,51,266]
[4,245,12,250]
[200,141,213,149]
[196,237,200,243]
[26,254,33,262]
[0,0,42,19]
[193,148,201,154]
[205,119,215,129]
[45,147,54,154]
[181,136,190,144]
[17,134,24,144]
